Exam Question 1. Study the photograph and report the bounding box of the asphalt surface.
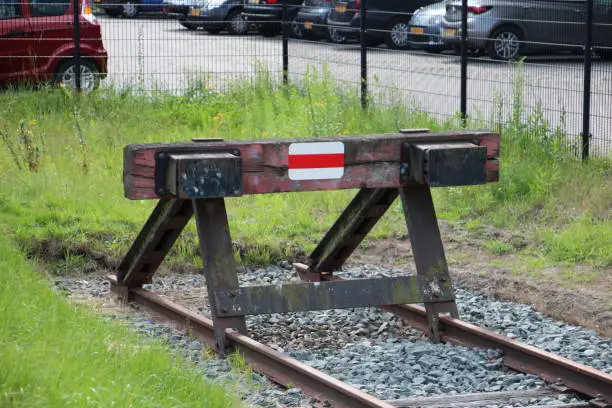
[97,13,612,155]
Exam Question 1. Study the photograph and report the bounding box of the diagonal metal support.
[192,198,247,356]
[307,188,399,278]
[116,198,193,286]
[400,185,459,343]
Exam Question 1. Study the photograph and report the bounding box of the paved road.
[98,14,612,155]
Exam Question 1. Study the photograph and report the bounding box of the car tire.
[226,10,248,35]
[384,17,411,50]
[55,59,101,92]
[327,26,347,44]
[289,14,303,39]
[487,26,523,61]
[122,1,139,18]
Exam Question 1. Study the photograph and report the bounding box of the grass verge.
[0,65,610,273]
[0,231,242,407]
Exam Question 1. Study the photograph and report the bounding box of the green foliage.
[0,66,610,271]
[0,233,242,408]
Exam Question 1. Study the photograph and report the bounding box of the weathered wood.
[383,389,561,408]
[116,199,193,286]
[124,131,500,200]
[212,276,454,317]
[400,185,459,342]
[309,188,399,275]
[193,198,247,355]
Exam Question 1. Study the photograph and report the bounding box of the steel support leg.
[307,188,399,278]
[116,198,193,286]
[400,185,459,343]
[193,198,247,355]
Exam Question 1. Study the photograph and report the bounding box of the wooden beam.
[123,131,500,200]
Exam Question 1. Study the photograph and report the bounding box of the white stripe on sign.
[288,141,345,181]
[288,141,345,156]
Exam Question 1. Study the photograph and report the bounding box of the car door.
[593,0,612,49]
[0,0,33,84]
[521,0,584,50]
[26,0,73,73]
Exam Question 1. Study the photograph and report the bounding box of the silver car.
[440,0,612,60]
[408,1,449,53]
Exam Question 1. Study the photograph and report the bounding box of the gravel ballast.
[52,263,609,407]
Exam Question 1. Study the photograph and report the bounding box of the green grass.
[0,65,610,272]
[0,232,242,407]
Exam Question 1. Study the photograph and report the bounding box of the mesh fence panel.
[1,0,611,156]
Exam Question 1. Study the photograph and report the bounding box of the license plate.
[190,8,200,16]
[304,21,313,29]
[444,28,457,36]
[335,5,346,12]
[410,26,424,34]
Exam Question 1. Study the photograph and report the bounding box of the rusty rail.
[108,275,395,408]
[292,266,612,405]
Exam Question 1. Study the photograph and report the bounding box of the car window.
[29,0,69,17]
[0,0,22,19]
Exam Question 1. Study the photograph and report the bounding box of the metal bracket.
[154,149,242,198]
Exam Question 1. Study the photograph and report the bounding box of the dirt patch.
[349,231,612,339]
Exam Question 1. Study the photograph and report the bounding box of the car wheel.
[290,14,303,39]
[259,24,279,37]
[105,7,122,17]
[226,10,248,35]
[327,26,347,44]
[122,1,139,18]
[55,59,100,92]
[385,17,411,50]
[487,26,523,60]
[180,21,197,30]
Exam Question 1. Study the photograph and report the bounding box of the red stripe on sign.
[288,153,344,169]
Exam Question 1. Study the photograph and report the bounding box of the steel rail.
[290,267,612,405]
[107,275,395,408]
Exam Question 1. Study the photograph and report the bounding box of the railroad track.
[108,272,612,408]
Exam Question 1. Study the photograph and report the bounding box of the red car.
[0,0,108,91]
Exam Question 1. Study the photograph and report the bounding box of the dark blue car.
[96,0,164,17]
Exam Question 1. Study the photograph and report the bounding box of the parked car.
[440,0,612,61]
[327,0,440,49]
[407,1,447,53]
[95,0,164,18]
[0,0,108,91]
[241,0,303,37]
[163,0,201,29]
[295,0,347,43]
[183,0,249,34]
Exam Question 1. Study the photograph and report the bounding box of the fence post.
[460,0,467,126]
[72,0,82,92]
[282,0,289,85]
[581,0,593,160]
[360,0,367,109]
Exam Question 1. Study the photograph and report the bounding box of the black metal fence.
[1,0,611,158]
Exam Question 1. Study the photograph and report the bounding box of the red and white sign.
[288,142,345,181]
